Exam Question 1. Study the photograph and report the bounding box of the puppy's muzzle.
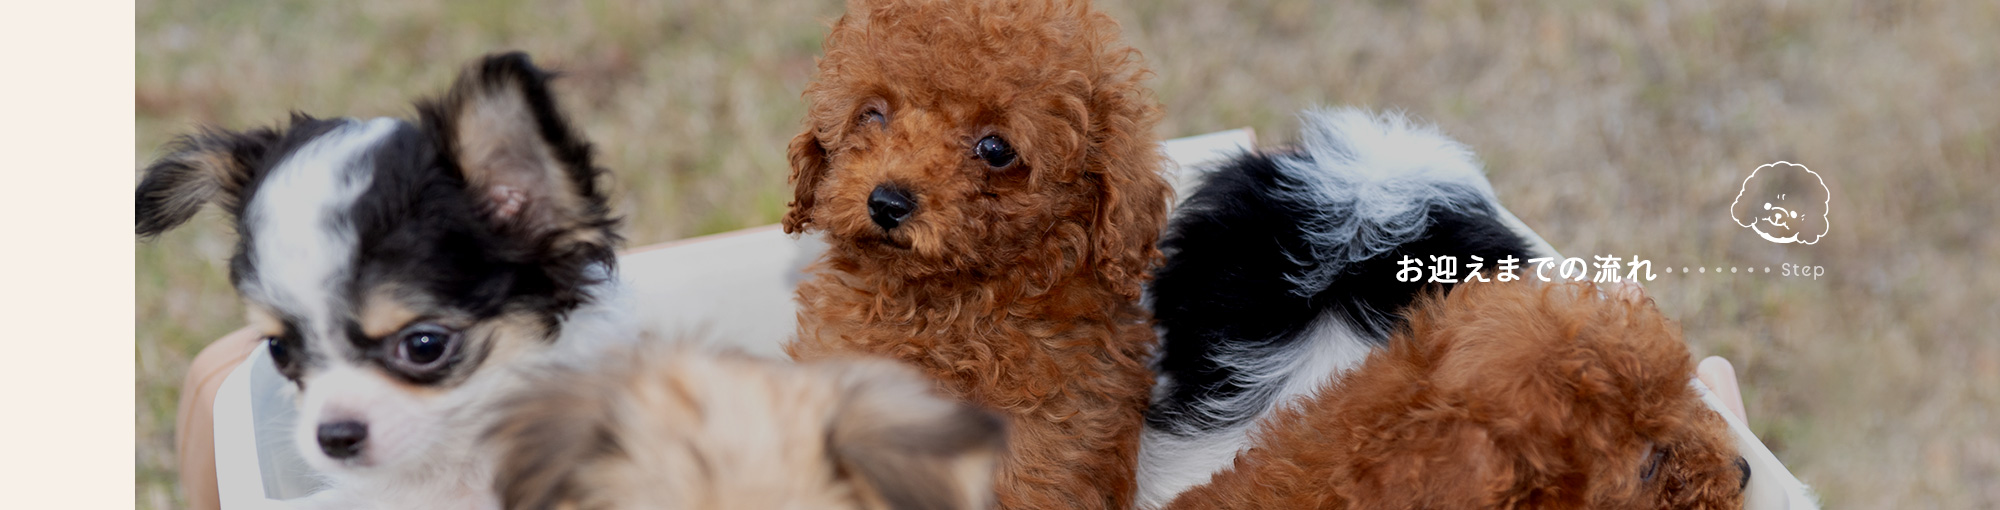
[317,420,369,459]
[868,185,916,230]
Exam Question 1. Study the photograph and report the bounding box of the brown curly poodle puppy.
[1169,282,1749,510]
[781,0,1172,508]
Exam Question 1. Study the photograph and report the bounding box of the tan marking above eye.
[245,306,284,337]
[359,289,424,339]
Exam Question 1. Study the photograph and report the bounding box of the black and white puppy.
[136,52,632,509]
[1135,109,1548,507]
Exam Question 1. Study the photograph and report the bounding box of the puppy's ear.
[424,51,617,253]
[1078,38,1172,300]
[783,129,830,234]
[135,126,280,237]
[826,360,1005,510]
[1086,141,1172,301]
[487,379,618,510]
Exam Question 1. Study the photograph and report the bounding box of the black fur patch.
[1144,149,1533,433]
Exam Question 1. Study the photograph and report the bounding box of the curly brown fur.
[488,344,1006,510]
[1168,282,1748,510]
[782,0,1172,508]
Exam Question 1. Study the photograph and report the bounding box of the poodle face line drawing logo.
[1730,161,1830,244]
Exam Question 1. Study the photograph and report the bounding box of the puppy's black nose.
[317,421,369,459]
[868,186,916,230]
[1736,456,1752,490]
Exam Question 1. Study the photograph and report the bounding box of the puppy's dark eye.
[859,108,887,128]
[390,324,461,373]
[265,336,291,368]
[1639,444,1666,482]
[975,135,1016,168]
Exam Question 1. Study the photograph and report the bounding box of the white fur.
[546,265,643,362]
[1273,108,1502,297]
[1136,313,1376,509]
[242,117,396,335]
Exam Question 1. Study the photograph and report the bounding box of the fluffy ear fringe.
[421,51,620,258]
[1082,48,1171,301]
[419,52,622,314]
[783,129,830,234]
[1088,157,1172,301]
[135,126,281,237]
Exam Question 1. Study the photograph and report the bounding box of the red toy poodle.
[1169,282,1750,510]
[781,0,1173,508]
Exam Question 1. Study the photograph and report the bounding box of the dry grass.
[137,0,1998,508]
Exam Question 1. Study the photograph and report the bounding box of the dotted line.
[1661,267,1773,274]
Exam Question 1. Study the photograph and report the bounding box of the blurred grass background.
[137,0,1998,508]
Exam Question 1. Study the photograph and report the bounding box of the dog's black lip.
[856,228,912,250]
[874,236,911,250]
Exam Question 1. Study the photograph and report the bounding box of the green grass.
[139,0,1999,508]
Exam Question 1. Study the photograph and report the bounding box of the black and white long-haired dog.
[1135,109,1553,507]
[136,52,633,508]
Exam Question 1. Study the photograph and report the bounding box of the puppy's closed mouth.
[332,456,376,469]
[854,229,911,250]
[875,236,911,250]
